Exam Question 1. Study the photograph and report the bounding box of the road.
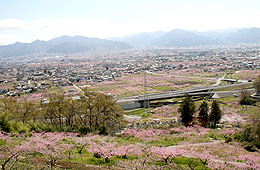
[73,83,82,92]
[117,82,252,103]
[211,73,226,86]
[67,80,83,92]
[124,115,142,121]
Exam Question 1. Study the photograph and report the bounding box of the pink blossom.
[149,146,186,165]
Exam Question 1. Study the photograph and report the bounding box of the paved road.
[211,73,226,86]
[117,82,252,104]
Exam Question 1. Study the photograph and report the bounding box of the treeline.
[178,95,222,128]
[179,94,260,152]
[0,88,124,134]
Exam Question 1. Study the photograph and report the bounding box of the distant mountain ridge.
[150,29,220,47]
[223,27,260,43]
[110,31,165,47]
[0,35,131,58]
[109,27,260,48]
[1,27,260,58]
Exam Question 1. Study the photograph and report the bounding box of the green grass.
[243,105,260,115]
[94,87,111,91]
[124,108,145,116]
[65,152,113,166]
[46,86,64,94]
[203,131,225,141]
[151,86,173,91]
[148,136,190,146]
[0,160,30,170]
[172,157,211,170]
[217,96,240,102]
[213,84,253,92]
[0,139,7,145]
[63,148,211,169]
[0,152,208,170]
[112,136,141,145]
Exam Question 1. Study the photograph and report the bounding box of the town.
[1,45,259,98]
[1,44,260,169]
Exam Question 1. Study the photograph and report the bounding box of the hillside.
[151,29,219,47]
[111,27,260,48]
[224,27,260,43]
[2,27,260,57]
[0,35,132,58]
[109,31,165,47]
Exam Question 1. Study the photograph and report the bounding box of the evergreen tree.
[178,95,196,127]
[209,100,222,128]
[198,101,209,126]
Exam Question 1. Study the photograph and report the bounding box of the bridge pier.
[139,100,150,108]
[118,101,141,110]
[118,100,151,110]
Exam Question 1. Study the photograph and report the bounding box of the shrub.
[29,121,54,132]
[233,133,243,142]
[78,126,91,135]
[0,111,13,132]
[224,135,232,143]
[17,124,30,134]
[243,142,258,152]
[239,90,256,105]
[236,123,260,151]
[99,126,108,135]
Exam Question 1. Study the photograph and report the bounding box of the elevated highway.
[117,82,252,110]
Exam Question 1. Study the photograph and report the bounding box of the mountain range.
[0,36,131,58]
[1,27,260,58]
[112,27,260,47]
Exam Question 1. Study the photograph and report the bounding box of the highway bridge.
[117,82,253,110]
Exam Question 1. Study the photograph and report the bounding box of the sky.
[1,0,260,45]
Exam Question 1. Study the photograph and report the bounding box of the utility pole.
[143,70,150,114]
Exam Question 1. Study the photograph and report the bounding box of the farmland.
[1,47,260,169]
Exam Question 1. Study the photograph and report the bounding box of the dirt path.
[167,140,225,149]
[167,140,248,167]
[124,114,142,121]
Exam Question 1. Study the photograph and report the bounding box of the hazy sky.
[1,0,260,45]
